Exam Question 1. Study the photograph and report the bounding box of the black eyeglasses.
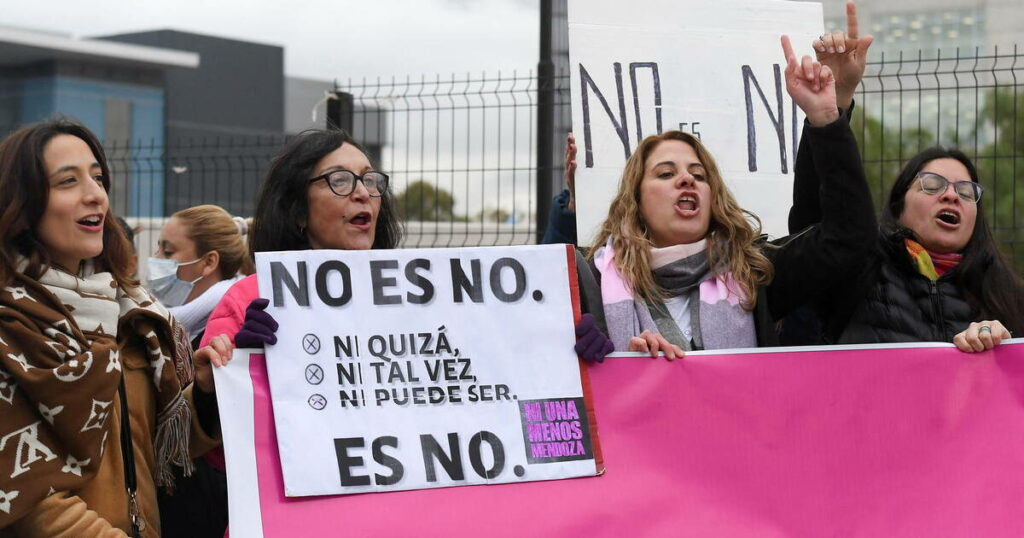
[309,170,389,197]
[915,172,983,203]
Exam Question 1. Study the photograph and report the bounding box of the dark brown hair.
[0,119,136,288]
[884,147,1024,333]
[249,129,402,254]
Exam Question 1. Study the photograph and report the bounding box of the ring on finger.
[979,325,992,334]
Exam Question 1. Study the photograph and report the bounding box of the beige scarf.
[0,260,193,527]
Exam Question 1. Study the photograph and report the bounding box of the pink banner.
[242,342,1024,537]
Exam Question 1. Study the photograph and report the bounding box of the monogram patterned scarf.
[0,260,194,527]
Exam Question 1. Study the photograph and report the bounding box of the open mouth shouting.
[935,208,961,229]
[675,193,700,217]
[77,213,105,232]
[349,211,374,230]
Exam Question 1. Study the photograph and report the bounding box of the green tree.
[475,207,512,223]
[396,180,457,222]
[850,112,934,214]
[971,88,1024,271]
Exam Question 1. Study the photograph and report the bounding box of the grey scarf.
[595,240,757,352]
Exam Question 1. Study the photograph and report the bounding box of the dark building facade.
[100,30,287,217]
[0,26,199,217]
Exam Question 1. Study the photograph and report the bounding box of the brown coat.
[0,331,220,538]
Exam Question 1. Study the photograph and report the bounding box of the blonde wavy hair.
[172,205,255,278]
[588,131,773,309]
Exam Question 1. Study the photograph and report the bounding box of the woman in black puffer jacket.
[795,146,1024,351]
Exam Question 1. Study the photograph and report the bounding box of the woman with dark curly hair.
[790,7,1024,351]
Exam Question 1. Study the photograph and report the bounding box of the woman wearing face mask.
[148,205,255,347]
[0,120,230,537]
[144,205,253,538]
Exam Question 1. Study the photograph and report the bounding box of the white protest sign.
[568,0,823,245]
[254,245,599,496]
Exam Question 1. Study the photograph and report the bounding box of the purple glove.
[234,298,279,348]
[574,313,614,363]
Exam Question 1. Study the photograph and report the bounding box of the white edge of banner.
[213,349,265,538]
[604,338,1024,358]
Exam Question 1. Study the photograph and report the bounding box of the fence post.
[327,91,355,133]
[536,0,555,244]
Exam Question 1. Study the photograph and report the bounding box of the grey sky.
[3,0,540,80]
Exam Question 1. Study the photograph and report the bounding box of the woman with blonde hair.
[572,37,876,360]
[147,204,253,537]
[149,204,254,347]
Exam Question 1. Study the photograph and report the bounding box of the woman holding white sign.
[569,37,876,360]
[193,129,402,535]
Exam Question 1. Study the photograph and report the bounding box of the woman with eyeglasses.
[790,6,1024,351]
[193,131,400,535]
[202,129,401,351]
[793,146,1024,351]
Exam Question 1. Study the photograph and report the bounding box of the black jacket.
[787,109,978,345]
[552,114,876,348]
[826,230,976,344]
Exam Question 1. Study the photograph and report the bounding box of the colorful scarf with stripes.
[905,238,962,281]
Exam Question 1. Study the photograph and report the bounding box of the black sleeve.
[541,190,579,245]
[788,103,856,233]
[192,382,221,437]
[574,249,606,334]
[766,110,877,322]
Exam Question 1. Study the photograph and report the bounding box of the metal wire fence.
[334,71,572,247]
[106,46,1022,270]
[104,135,287,221]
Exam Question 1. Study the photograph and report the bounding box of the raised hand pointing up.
[812,1,874,110]
[781,35,839,127]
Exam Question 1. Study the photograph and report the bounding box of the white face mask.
[147,257,203,307]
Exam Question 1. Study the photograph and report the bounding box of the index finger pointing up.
[780,34,795,63]
[846,1,859,39]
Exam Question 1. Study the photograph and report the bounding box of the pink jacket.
[200,274,259,347]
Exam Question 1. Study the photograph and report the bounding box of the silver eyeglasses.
[915,172,983,203]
